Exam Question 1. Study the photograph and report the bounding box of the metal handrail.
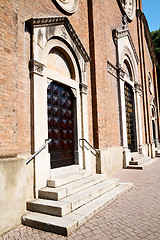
[26,139,52,165]
[79,138,99,154]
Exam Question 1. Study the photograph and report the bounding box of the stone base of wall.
[97,146,123,177]
[0,157,34,236]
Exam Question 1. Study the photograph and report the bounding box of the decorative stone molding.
[134,82,143,97]
[117,0,136,21]
[29,60,45,76]
[113,28,139,64]
[107,61,118,78]
[122,15,128,29]
[119,67,125,79]
[55,0,79,14]
[148,72,153,95]
[26,17,90,63]
[80,83,88,95]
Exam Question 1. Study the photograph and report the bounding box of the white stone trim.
[28,17,90,196]
[113,27,143,166]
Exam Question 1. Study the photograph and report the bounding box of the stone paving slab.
[1,158,160,240]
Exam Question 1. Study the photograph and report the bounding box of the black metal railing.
[26,139,52,165]
[79,138,99,156]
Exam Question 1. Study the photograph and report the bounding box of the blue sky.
[142,0,160,32]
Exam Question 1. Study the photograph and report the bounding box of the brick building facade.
[0,0,159,235]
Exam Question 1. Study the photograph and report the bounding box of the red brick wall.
[0,0,158,158]
[0,0,90,158]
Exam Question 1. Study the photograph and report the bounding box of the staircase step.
[27,199,71,217]
[22,182,133,236]
[127,165,143,170]
[22,212,77,236]
[129,157,147,165]
[62,178,119,211]
[127,158,157,170]
[130,152,153,169]
[51,165,80,177]
[39,174,106,201]
[73,183,133,220]
[47,170,89,188]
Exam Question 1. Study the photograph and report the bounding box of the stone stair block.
[62,178,119,211]
[22,182,133,236]
[127,165,143,170]
[22,212,77,236]
[51,164,80,177]
[47,170,89,188]
[27,199,71,217]
[39,174,106,201]
[73,183,133,220]
[129,152,156,169]
[38,187,67,201]
[22,169,134,236]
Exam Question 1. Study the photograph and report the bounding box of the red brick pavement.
[1,159,160,240]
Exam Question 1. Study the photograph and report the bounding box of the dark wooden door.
[124,83,137,152]
[152,120,157,147]
[47,82,75,168]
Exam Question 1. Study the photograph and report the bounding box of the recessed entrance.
[47,82,75,168]
[124,83,137,152]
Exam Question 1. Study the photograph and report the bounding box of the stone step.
[27,199,71,217]
[73,183,133,220]
[30,178,119,217]
[127,158,157,170]
[47,170,89,188]
[51,164,80,177]
[131,154,147,161]
[129,157,148,165]
[22,212,78,236]
[22,182,133,236]
[126,165,143,170]
[62,178,119,211]
[38,174,106,201]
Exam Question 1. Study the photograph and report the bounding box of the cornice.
[113,28,139,64]
[26,17,90,63]
[107,61,118,78]
[136,9,158,66]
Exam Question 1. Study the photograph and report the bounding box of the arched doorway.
[47,46,78,168]
[123,60,137,152]
[27,17,90,193]
[151,99,158,148]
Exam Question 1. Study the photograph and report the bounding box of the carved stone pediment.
[26,17,90,63]
[113,28,139,64]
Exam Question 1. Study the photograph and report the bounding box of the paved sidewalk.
[1,158,160,240]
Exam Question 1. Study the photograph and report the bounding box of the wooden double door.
[124,83,137,152]
[47,82,75,168]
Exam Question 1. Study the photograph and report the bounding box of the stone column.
[134,82,144,154]
[30,60,50,198]
[80,82,93,171]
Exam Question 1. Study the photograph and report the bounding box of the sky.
[142,0,160,32]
